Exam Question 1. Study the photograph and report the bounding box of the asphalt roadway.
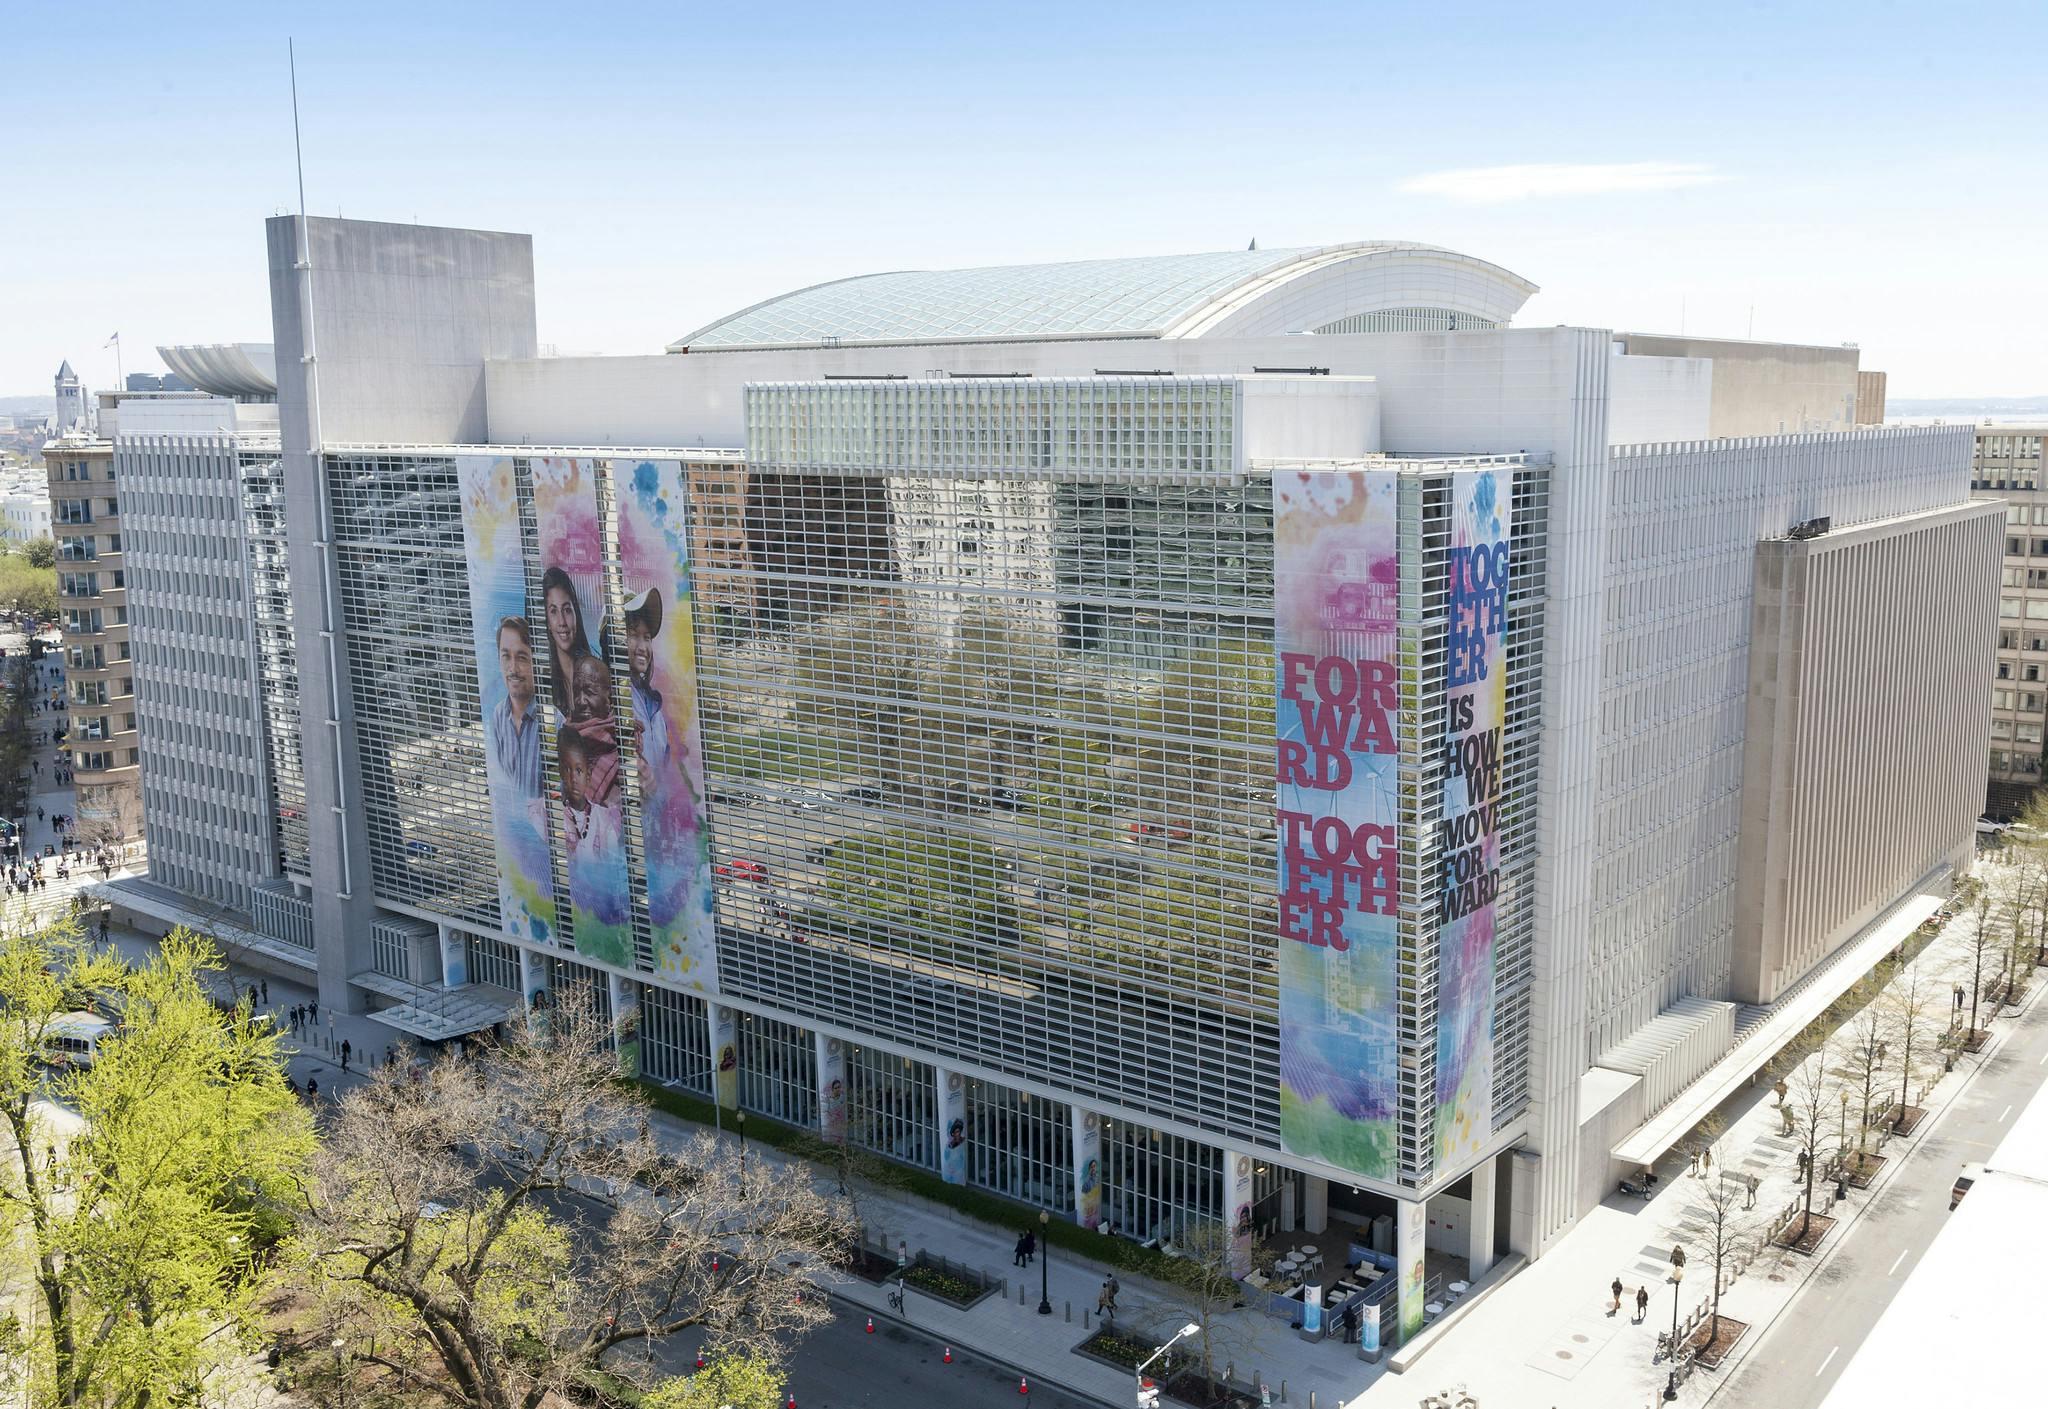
[1714,981,2048,1409]
[639,1299,1107,1409]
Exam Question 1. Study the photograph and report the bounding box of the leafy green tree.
[21,537,57,571]
[0,922,313,1409]
[0,557,56,621]
[642,1354,786,1409]
[291,996,850,1409]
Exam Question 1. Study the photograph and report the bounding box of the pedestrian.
[1105,1272,1119,1310]
[309,999,318,1024]
[1701,1147,1712,1177]
[1745,1172,1759,1209]
[1014,1231,1033,1268]
[290,1004,301,1032]
[260,980,269,1005]
[1797,1149,1810,1177]
[1097,1276,1118,1317]
[305,1077,318,1100]
[1610,1276,1624,1313]
[340,1039,352,1072]
[1954,984,1965,1011]
[1688,1147,1699,1176]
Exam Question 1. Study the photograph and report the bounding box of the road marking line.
[2038,1051,2046,1065]
[1816,1345,1839,1377]
[2001,1104,2014,1122]
[1887,1248,1908,1276]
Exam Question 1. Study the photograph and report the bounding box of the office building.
[43,432,138,839]
[1973,425,2048,817]
[95,222,1996,1341]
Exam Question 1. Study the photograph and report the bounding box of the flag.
[102,333,119,347]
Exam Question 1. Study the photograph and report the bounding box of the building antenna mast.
[288,38,323,446]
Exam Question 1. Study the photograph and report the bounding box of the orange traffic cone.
[865,1315,875,1334]
[1018,1374,1030,1394]
[943,1346,953,1364]
[693,1348,707,1370]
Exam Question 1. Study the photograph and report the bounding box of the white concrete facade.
[106,220,1999,1277]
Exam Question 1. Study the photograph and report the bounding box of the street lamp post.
[736,1109,747,1178]
[1037,1209,1052,1315]
[1663,1248,1685,1401]
[1134,1323,1201,1405]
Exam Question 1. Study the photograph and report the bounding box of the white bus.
[44,1012,114,1069]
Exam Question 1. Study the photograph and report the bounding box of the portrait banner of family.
[533,456,635,967]
[456,455,556,945]
[616,458,717,988]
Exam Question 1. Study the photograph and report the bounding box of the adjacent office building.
[97,222,1996,1340]
[1973,425,2048,817]
[43,431,138,840]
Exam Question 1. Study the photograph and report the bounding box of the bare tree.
[1882,956,1941,1133]
[1961,876,2004,1047]
[1777,1036,1838,1242]
[1690,1137,1761,1347]
[1839,997,1889,1169]
[1164,1220,1269,1399]
[288,996,854,1409]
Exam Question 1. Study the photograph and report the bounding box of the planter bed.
[1162,1368,1262,1409]
[1842,1153,1886,1188]
[900,1257,998,1309]
[845,1247,900,1285]
[1887,1105,1928,1136]
[1773,1211,1835,1255]
[1686,1315,1750,1369]
[1963,1028,1991,1053]
[1074,1326,1177,1376]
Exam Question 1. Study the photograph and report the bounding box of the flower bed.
[1074,1326,1172,1374]
[901,1257,996,1309]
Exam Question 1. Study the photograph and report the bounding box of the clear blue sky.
[5,0,2042,398]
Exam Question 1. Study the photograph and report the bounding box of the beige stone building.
[1979,425,2048,816]
[43,434,142,840]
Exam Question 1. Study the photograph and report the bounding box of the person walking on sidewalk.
[1635,1285,1649,1322]
[1744,1172,1759,1209]
[1700,1146,1712,1178]
[260,980,269,1005]
[1097,1275,1119,1318]
[1014,1231,1034,1267]
[1610,1276,1624,1313]
[1688,1147,1700,1176]
[340,1039,352,1073]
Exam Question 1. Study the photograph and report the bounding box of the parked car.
[715,858,768,883]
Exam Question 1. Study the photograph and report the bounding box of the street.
[641,1299,1107,1409]
[1717,979,2048,1409]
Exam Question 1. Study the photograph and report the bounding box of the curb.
[825,1285,1123,1409]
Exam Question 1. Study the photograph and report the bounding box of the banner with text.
[1434,470,1508,1167]
[456,455,557,946]
[533,456,634,966]
[1273,468,1402,1180]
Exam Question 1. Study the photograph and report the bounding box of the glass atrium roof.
[676,245,1351,351]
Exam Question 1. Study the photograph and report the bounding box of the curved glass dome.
[671,242,1534,353]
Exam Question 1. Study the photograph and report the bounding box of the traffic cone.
[693,1348,707,1370]
[865,1315,875,1334]
[785,1396,797,1409]
[942,1346,953,1364]
[1018,1374,1030,1394]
